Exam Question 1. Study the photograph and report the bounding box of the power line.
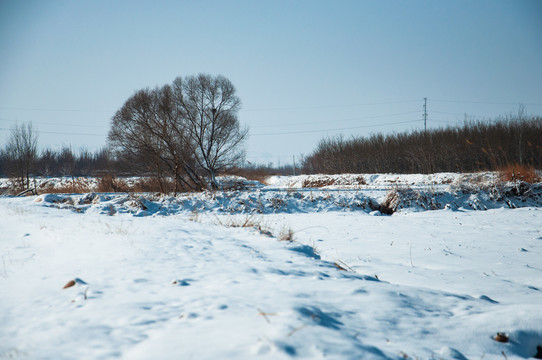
[252,119,421,136]
[431,99,542,106]
[0,100,422,114]
[430,118,459,124]
[431,110,469,116]
[241,100,422,112]
[0,118,109,129]
[251,110,420,128]
[0,127,106,137]
[0,106,111,113]
[1,118,424,137]
[2,99,540,114]
[431,110,493,119]
[19,109,430,135]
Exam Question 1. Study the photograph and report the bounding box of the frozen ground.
[1,174,542,359]
[0,172,506,195]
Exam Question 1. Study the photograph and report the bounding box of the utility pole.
[423,97,428,132]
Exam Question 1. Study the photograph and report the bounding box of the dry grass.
[132,177,173,193]
[39,178,94,194]
[230,168,271,185]
[38,175,172,194]
[229,215,273,237]
[301,175,366,188]
[279,226,295,241]
[302,178,336,188]
[227,214,261,228]
[450,173,497,194]
[334,260,354,272]
[206,214,274,237]
[380,187,441,214]
[213,213,294,240]
[97,175,131,193]
[499,164,541,183]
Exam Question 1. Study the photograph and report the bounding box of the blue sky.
[1,0,541,165]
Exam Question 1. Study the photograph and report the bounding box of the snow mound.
[28,179,542,217]
[2,180,542,359]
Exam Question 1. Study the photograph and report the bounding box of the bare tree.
[108,74,248,193]
[3,122,39,190]
[58,146,76,177]
[37,148,57,177]
[174,74,248,188]
[108,85,203,193]
[302,115,542,174]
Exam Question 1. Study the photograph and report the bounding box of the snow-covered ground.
[1,174,542,359]
[0,172,505,195]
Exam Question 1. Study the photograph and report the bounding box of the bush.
[96,175,130,193]
[499,164,541,183]
[302,116,542,174]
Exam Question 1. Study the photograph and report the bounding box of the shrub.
[279,226,295,241]
[499,163,541,183]
[303,116,542,174]
[39,178,93,194]
[97,175,130,193]
[132,177,174,193]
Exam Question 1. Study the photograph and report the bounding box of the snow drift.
[1,173,542,359]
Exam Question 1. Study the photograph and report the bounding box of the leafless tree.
[3,122,39,190]
[302,115,542,174]
[174,74,248,188]
[108,85,203,193]
[108,74,248,192]
[37,148,57,177]
[58,146,76,177]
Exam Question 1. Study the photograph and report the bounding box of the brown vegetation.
[302,115,542,174]
[231,163,299,185]
[96,175,130,193]
[279,226,295,241]
[231,167,271,185]
[63,280,76,289]
[38,178,94,194]
[300,175,366,188]
[499,164,540,183]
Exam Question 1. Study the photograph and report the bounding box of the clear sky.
[1,0,541,165]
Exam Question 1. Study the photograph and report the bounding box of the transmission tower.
[423,97,427,132]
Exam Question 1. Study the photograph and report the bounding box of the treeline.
[0,145,121,178]
[3,112,541,193]
[302,115,542,174]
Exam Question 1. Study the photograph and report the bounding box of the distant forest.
[1,114,541,182]
[0,145,122,178]
[301,114,542,174]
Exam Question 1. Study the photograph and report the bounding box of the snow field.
[208,209,542,359]
[1,174,542,359]
[1,198,401,359]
